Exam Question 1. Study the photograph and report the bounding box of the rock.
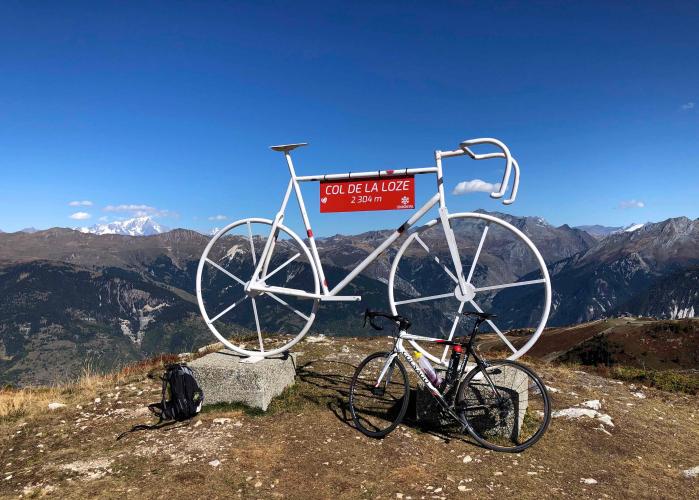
[553,407,614,427]
[94,398,101,404]
[463,455,473,464]
[305,334,328,343]
[188,350,297,411]
[545,385,560,393]
[683,466,699,478]
[553,408,598,419]
[596,413,614,427]
[458,485,468,492]
[48,402,66,411]
[213,418,231,425]
[632,391,646,399]
[193,420,202,428]
[580,478,598,484]
[581,400,601,410]
[208,460,221,467]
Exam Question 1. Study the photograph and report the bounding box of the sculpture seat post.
[250,145,309,286]
[277,144,330,296]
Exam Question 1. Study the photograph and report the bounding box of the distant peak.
[78,216,169,236]
[623,222,645,233]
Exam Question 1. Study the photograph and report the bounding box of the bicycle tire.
[456,360,551,452]
[349,352,410,438]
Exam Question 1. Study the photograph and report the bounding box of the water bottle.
[414,351,442,387]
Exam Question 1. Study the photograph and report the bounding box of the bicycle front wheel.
[349,352,410,438]
[456,360,551,452]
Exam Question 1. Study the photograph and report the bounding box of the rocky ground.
[1,335,698,499]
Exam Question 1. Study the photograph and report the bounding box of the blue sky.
[0,1,697,235]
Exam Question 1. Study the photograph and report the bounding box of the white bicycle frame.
[246,139,520,302]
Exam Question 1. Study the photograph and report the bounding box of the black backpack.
[151,363,204,422]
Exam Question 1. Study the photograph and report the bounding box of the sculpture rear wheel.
[388,212,551,365]
[196,218,319,357]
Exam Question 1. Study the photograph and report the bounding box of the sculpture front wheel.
[388,212,552,365]
[196,218,320,357]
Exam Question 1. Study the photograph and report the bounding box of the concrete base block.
[188,350,297,411]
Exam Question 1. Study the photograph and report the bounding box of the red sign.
[320,175,415,213]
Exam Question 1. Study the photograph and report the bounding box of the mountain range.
[0,212,696,386]
[574,223,646,239]
[78,216,170,236]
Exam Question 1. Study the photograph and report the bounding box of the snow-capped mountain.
[78,216,169,236]
[577,222,647,239]
[623,222,646,232]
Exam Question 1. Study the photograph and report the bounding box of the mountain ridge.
[0,212,696,386]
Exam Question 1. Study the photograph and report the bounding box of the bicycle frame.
[247,139,518,302]
[376,329,501,425]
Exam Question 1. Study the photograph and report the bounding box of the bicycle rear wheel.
[456,360,551,452]
[349,352,410,438]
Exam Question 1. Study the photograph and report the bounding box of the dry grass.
[0,386,61,422]
[1,353,186,422]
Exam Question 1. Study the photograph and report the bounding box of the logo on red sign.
[320,175,415,213]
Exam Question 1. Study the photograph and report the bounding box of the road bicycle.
[349,310,551,452]
[196,139,552,361]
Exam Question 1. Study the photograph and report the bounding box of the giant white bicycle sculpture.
[196,139,551,364]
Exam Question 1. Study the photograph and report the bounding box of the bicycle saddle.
[462,311,496,320]
[270,143,309,152]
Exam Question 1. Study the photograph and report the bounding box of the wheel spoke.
[468,300,517,353]
[394,292,454,306]
[441,301,466,363]
[414,235,458,284]
[266,292,310,321]
[466,224,489,284]
[208,295,249,323]
[205,258,246,286]
[251,297,264,352]
[263,253,300,281]
[475,278,547,293]
[247,221,257,265]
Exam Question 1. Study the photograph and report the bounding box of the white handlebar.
[438,137,520,205]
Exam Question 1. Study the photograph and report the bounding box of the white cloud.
[104,204,156,212]
[208,214,228,221]
[619,199,645,209]
[680,102,695,110]
[69,212,91,220]
[98,216,109,222]
[452,179,502,195]
[68,200,93,207]
[103,204,175,218]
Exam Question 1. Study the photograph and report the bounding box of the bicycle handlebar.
[363,309,411,332]
[438,137,521,205]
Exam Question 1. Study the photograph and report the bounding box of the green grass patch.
[200,384,313,418]
[201,401,265,417]
[605,366,699,395]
